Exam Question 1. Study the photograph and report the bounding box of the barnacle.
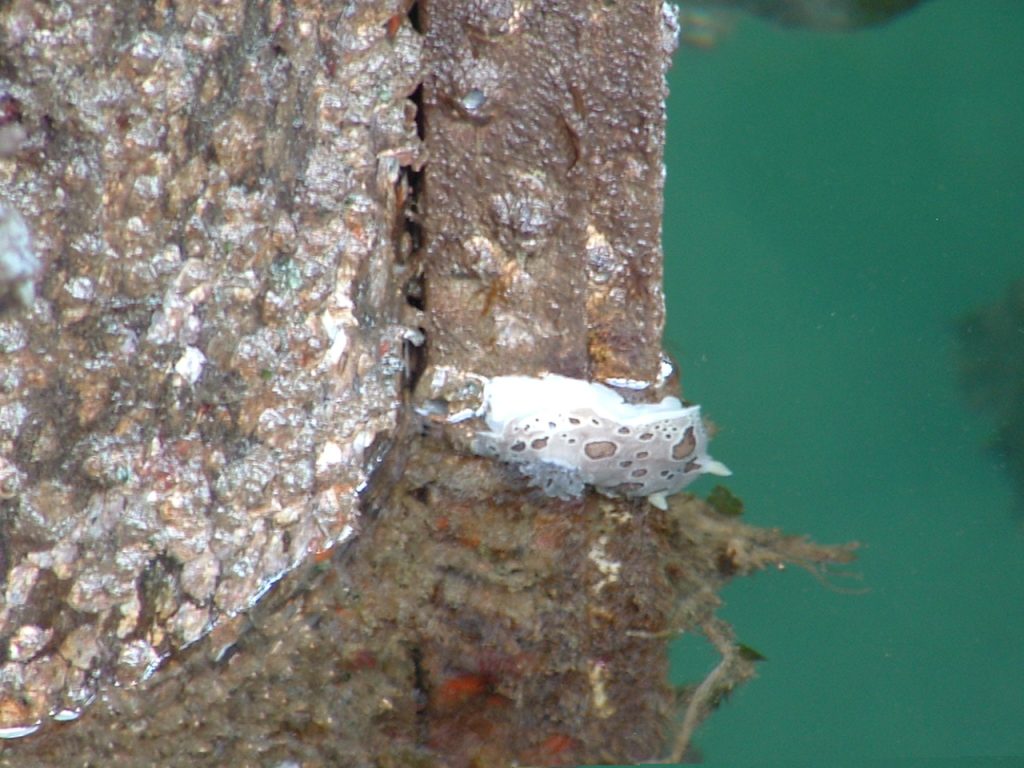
[472,374,730,509]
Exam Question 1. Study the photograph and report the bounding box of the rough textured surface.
[418,0,671,384]
[2,443,851,766]
[0,0,856,764]
[1,0,422,732]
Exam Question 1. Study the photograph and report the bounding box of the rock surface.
[1,0,853,764]
[1,0,421,732]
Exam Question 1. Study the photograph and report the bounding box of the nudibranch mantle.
[472,374,730,509]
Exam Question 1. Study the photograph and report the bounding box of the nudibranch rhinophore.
[472,374,731,509]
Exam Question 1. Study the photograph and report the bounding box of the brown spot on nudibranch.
[531,437,549,450]
[630,468,648,478]
[510,440,527,452]
[583,440,618,459]
[671,426,697,460]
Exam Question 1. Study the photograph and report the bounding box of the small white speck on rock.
[173,345,207,385]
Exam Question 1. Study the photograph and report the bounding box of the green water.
[663,0,1024,764]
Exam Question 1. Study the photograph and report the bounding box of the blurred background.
[663,0,1024,764]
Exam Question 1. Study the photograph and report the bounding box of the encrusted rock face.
[420,0,672,385]
[0,2,859,764]
[0,0,422,730]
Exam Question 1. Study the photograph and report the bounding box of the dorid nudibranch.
[472,374,730,509]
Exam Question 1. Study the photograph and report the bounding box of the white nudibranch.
[472,374,731,509]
